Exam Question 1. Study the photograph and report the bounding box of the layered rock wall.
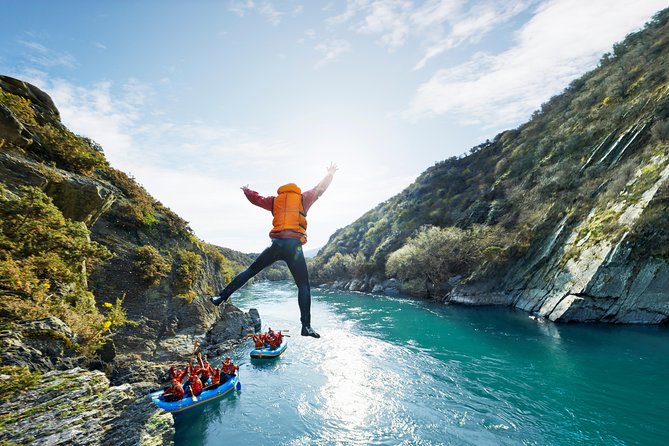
[0,368,172,446]
[450,144,669,323]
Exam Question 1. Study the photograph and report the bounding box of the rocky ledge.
[0,304,262,445]
[0,368,172,446]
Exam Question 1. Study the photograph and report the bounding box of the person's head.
[277,183,301,195]
[171,378,177,384]
[225,356,231,362]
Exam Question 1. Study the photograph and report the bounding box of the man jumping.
[210,163,338,338]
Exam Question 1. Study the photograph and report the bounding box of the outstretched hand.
[240,184,250,193]
[327,162,338,175]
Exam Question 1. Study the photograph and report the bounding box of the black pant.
[219,238,312,326]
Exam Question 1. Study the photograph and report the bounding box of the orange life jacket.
[272,183,307,235]
[190,375,203,395]
[253,335,263,349]
[200,365,211,380]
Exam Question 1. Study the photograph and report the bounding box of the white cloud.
[357,0,413,50]
[292,4,305,16]
[327,0,412,50]
[258,2,284,25]
[228,0,295,25]
[314,39,352,68]
[327,0,533,63]
[409,0,463,29]
[412,0,534,70]
[407,0,668,128]
[18,40,77,68]
[228,0,256,16]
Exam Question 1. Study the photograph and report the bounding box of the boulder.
[206,305,255,345]
[0,317,84,373]
[248,308,262,332]
[110,355,169,386]
[371,284,385,294]
[348,279,364,292]
[0,151,116,227]
[383,278,401,296]
[0,75,60,118]
[43,172,116,227]
[0,152,49,192]
[0,103,32,147]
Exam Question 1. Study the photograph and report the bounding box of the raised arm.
[241,185,274,211]
[302,163,338,212]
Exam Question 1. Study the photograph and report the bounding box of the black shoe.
[301,326,320,338]
[209,294,229,306]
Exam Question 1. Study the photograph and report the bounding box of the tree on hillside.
[386,225,510,297]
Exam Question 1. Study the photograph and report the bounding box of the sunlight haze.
[1,0,665,252]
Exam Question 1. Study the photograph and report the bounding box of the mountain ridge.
[310,7,669,324]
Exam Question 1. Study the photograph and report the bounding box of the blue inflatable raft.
[250,339,287,359]
[148,375,239,413]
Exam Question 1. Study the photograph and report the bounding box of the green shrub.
[386,225,510,297]
[0,90,38,126]
[0,90,107,175]
[106,168,156,229]
[198,242,236,284]
[320,252,354,282]
[106,169,189,234]
[0,366,41,401]
[651,118,669,142]
[134,245,171,286]
[174,249,202,301]
[36,124,108,175]
[0,186,116,354]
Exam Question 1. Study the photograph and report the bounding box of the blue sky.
[1,0,666,252]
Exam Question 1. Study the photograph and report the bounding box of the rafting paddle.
[190,340,199,401]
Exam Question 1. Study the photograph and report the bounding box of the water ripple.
[173,282,669,446]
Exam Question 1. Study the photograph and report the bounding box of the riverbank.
[317,275,669,325]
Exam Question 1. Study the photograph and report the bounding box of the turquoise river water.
[173,281,669,445]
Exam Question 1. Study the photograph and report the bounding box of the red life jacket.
[271,184,307,236]
[253,335,264,349]
[174,383,185,398]
[190,376,203,395]
[212,368,221,384]
[222,361,236,375]
[177,369,188,382]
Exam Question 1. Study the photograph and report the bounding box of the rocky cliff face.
[0,75,260,443]
[0,368,173,446]
[451,138,669,323]
[313,8,669,324]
